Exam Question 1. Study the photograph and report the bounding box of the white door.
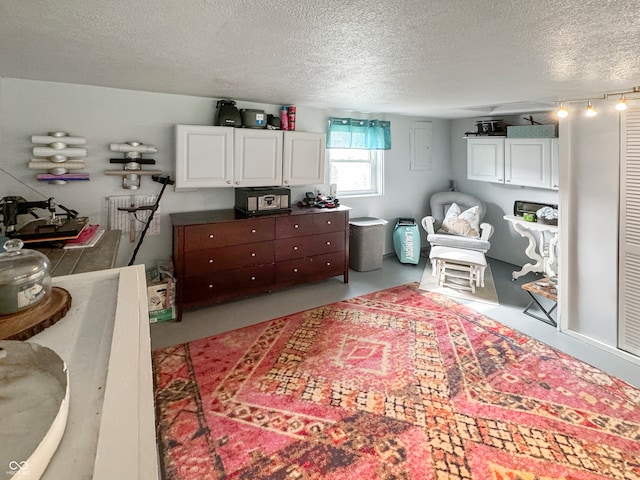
[505,138,551,188]
[234,129,283,187]
[619,108,640,357]
[467,138,505,183]
[282,132,326,186]
[175,125,233,188]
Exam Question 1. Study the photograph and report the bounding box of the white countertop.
[29,265,157,480]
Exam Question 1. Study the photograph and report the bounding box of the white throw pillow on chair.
[437,203,481,238]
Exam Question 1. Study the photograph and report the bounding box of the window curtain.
[326,117,391,150]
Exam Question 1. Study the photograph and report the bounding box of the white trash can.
[349,217,389,271]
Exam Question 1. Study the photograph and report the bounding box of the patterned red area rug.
[152,283,640,479]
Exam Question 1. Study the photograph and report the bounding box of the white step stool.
[429,246,487,294]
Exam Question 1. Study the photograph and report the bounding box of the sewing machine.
[0,196,88,242]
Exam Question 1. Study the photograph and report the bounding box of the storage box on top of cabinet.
[507,125,558,138]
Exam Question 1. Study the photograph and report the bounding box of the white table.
[503,214,559,280]
[29,265,158,480]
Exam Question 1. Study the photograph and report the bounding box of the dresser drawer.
[275,252,345,285]
[313,211,347,233]
[274,231,345,262]
[185,241,274,275]
[182,265,274,303]
[275,214,315,238]
[184,217,274,251]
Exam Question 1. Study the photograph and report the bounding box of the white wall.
[561,104,620,348]
[450,115,560,267]
[0,78,451,267]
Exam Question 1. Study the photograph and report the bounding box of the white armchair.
[421,191,494,253]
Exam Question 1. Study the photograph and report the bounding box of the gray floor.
[151,254,640,389]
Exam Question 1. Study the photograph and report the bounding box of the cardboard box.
[146,262,176,323]
[507,124,558,138]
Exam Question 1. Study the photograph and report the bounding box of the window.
[328,148,384,197]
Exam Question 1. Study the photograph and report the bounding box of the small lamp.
[585,101,597,117]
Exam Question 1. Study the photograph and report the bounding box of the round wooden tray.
[0,287,72,341]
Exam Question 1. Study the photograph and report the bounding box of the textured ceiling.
[1,0,639,118]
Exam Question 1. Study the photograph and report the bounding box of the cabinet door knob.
[293,268,298,273]
[326,220,332,225]
[209,234,214,239]
[293,246,298,250]
[506,179,511,183]
[251,229,256,233]
[326,262,331,266]
[208,284,214,289]
[209,259,214,263]
[251,252,256,257]
[251,276,256,281]
[235,181,240,185]
[553,184,559,188]
[226,180,231,184]
[498,179,503,182]
[326,241,331,245]
[294,224,299,229]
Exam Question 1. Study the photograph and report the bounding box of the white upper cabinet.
[504,138,552,188]
[233,129,283,187]
[550,138,559,190]
[283,131,326,186]
[175,126,325,189]
[175,125,233,188]
[467,136,558,190]
[467,138,505,183]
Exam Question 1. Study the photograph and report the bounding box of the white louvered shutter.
[619,108,640,356]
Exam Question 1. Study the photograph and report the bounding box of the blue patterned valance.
[326,117,391,150]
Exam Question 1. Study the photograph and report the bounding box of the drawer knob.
[209,259,214,263]
[251,252,256,257]
[251,229,256,233]
[293,246,298,250]
[326,262,331,266]
[294,224,299,229]
[251,276,256,281]
[209,234,214,239]
[208,284,214,289]
[326,241,331,245]
[293,268,298,273]
[326,220,332,225]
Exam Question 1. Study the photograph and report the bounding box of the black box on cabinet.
[235,187,291,216]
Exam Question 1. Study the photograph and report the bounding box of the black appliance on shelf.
[235,187,291,216]
[213,99,242,127]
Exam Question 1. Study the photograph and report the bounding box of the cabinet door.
[504,138,551,188]
[282,132,326,186]
[550,138,559,190]
[234,129,283,187]
[467,138,505,183]
[175,125,233,188]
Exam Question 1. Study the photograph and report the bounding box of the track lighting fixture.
[554,85,640,118]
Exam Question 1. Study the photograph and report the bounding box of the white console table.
[29,265,158,480]
[503,215,559,280]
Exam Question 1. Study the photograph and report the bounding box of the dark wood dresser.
[170,206,350,320]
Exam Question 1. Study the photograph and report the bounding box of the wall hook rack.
[30,131,90,184]
[104,141,162,189]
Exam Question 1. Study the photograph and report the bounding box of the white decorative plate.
[0,341,69,479]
